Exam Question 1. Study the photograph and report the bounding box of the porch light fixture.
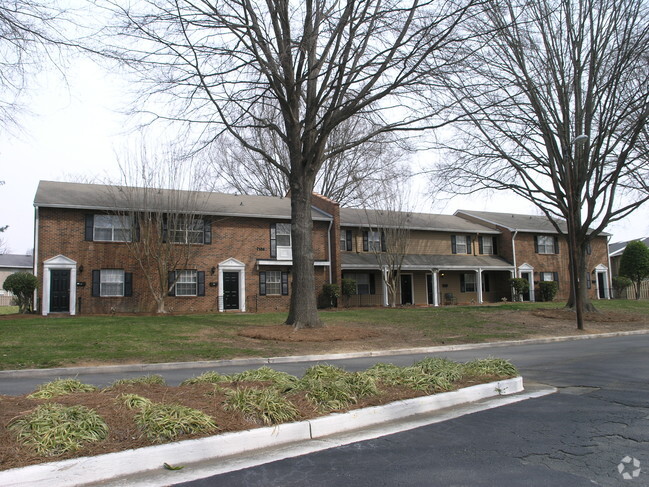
[211,266,216,275]
[78,265,84,274]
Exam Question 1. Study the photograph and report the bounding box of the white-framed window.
[540,272,556,282]
[452,235,471,254]
[94,215,132,242]
[344,273,371,294]
[100,269,125,297]
[271,223,292,260]
[340,229,352,251]
[367,231,381,252]
[266,270,282,295]
[170,218,205,244]
[276,223,291,248]
[175,270,198,296]
[461,273,476,293]
[481,236,494,255]
[537,235,556,254]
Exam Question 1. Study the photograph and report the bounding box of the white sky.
[0,57,647,255]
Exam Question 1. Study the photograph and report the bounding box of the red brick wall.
[37,208,332,315]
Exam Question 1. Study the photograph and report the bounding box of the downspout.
[327,219,333,283]
[606,235,612,299]
[33,205,39,312]
[511,230,519,273]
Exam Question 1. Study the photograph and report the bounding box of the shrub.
[322,283,340,308]
[538,281,558,302]
[509,278,529,301]
[8,403,108,456]
[3,272,38,313]
[612,275,633,298]
[341,279,357,307]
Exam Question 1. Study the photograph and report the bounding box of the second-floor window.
[479,236,497,255]
[270,223,292,259]
[169,218,206,244]
[91,215,132,242]
[363,231,385,252]
[451,235,471,254]
[535,235,558,254]
[340,229,353,251]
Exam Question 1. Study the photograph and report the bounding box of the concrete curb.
[0,377,524,487]
[2,329,648,379]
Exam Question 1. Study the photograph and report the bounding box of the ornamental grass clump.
[363,363,453,393]
[462,358,518,379]
[109,375,166,388]
[299,364,379,412]
[118,393,153,410]
[8,403,108,456]
[223,387,300,425]
[28,379,98,399]
[229,366,299,391]
[134,403,217,442]
[180,371,230,385]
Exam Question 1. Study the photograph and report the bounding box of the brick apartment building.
[33,181,611,315]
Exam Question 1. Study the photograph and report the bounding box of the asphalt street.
[2,334,648,486]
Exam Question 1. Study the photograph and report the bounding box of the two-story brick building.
[33,181,611,315]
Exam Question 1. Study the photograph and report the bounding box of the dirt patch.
[238,325,379,342]
[530,309,643,323]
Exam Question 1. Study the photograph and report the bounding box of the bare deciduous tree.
[99,0,476,328]
[212,118,411,208]
[434,0,649,330]
[104,145,210,314]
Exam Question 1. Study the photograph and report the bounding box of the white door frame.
[518,263,535,302]
[594,264,610,299]
[42,255,77,316]
[218,258,246,312]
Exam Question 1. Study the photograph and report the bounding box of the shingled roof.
[34,181,331,221]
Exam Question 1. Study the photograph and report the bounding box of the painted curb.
[1,329,647,379]
[0,377,523,487]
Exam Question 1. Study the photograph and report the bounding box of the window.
[451,235,471,254]
[340,229,352,251]
[535,235,558,254]
[363,231,384,252]
[460,273,476,293]
[169,218,206,244]
[480,236,497,255]
[343,273,375,295]
[91,215,132,242]
[540,272,558,282]
[168,270,206,297]
[259,271,289,296]
[92,269,132,297]
[270,223,292,259]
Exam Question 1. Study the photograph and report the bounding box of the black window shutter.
[553,236,559,254]
[281,272,289,295]
[168,271,176,296]
[162,216,168,243]
[460,273,466,292]
[369,274,376,295]
[479,237,484,254]
[381,232,386,252]
[534,236,539,253]
[197,271,205,296]
[346,230,352,251]
[586,242,592,255]
[85,215,94,241]
[124,272,133,297]
[363,231,369,251]
[586,271,591,289]
[132,216,140,242]
[553,272,559,285]
[92,270,100,297]
[270,224,276,258]
[259,272,267,296]
[466,236,472,254]
[493,237,498,255]
[451,235,457,254]
[203,220,212,245]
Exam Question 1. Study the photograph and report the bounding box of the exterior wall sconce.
[211,266,216,275]
[78,265,84,274]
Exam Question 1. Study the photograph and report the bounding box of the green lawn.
[0,306,18,315]
[1,300,647,370]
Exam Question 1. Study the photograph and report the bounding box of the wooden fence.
[615,280,649,300]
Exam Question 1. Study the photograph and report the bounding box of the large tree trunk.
[565,238,597,326]
[285,178,323,329]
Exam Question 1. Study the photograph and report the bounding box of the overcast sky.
[1,57,647,255]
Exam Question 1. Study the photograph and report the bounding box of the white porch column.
[382,266,390,307]
[476,269,483,304]
[432,269,440,307]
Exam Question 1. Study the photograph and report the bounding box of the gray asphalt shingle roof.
[609,237,649,257]
[34,181,331,221]
[342,252,513,270]
[0,254,33,268]
[340,208,499,234]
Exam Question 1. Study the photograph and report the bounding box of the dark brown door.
[50,270,70,312]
